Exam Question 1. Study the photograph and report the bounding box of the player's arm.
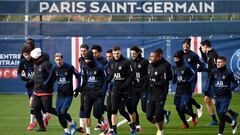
[142,60,150,88]
[199,47,208,63]
[100,67,108,95]
[208,52,219,72]
[120,62,133,89]
[187,67,196,83]
[204,71,214,95]
[107,63,114,83]
[42,61,52,75]
[196,54,206,72]
[166,63,173,81]
[81,66,87,90]
[17,61,30,81]
[229,72,239,91]
[172,66,177,84]
[44,66,56,87]
[72,67,81,88]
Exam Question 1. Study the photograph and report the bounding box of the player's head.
[173,51,184,67]
[182,38,191,52]
[112,46,121,60]
[85,51,94,65]
[217,56,226,69]
[26,38,35,44]
[22,45,32,61]
[130,45,142,60]
[30,48,42,60]
[91,44,102,59]
[155,48,163,59]
[54,53,64,67]
[80,44,89,57]
[106,49,113,62]
[201,39,212,53]
[24,43,35,51]
[149,51,159,64]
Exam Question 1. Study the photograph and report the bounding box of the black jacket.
[130,56,149,91]
[33,53,53,93]
[110,55,133,93]
[147,58,173,101]
[200,49,218,74]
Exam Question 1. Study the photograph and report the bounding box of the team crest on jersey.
[154,71,158,75]
[119,66,122,70]
[230,49,240,79]
[138,64,141,68]
[222,75,226,79]
[181,70,185,74]
[188,58,191,62]
[64,72,68,76]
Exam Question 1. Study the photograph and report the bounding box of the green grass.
[0,94,239,135]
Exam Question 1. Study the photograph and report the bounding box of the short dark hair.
[54,53,63,59]
[112,46,121,51]
[80,44,89,50]
[26,38,35,44]
[155,48,163,54]
[21,45,32,54]
[182,38,191,45]
[201,39,211,47]
[217,56,226,62]
[130,45,142,53]
[24,43,35,51]
[91,44,102,52]
[106,49,112,54]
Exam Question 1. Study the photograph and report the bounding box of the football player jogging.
[30,48,58,132]
[80,51,108,135]
[129,46,149,132]
[105,49,133,134]
[172,52,199,129]
[18,45,37,130]
[108,46,137,135]
[180,38,204,121]
[91,45,108,132]
[44,53,79,135]
[205,56,239,135]
[146,50,173,135]
[200,40,239,126]
[76,44,89,133]
[154,48,172,124]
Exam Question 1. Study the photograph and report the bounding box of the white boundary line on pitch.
[99,119,128,135]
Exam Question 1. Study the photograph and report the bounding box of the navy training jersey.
[173,63,196,96]
[18,58,35,81]
[81,59,107,96]
[205,66,238,98]
[45,63,80,96]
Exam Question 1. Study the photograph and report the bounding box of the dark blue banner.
[0,0,240,15]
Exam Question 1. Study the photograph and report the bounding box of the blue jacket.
[45,63,80,96]
[205,66,238,98]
